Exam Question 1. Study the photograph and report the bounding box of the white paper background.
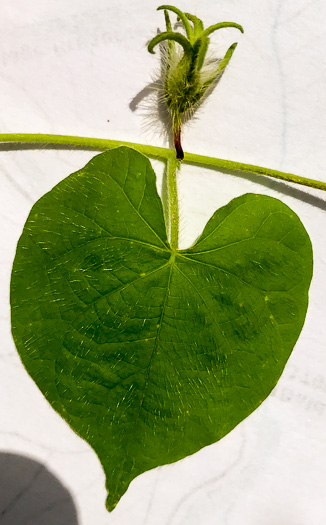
[1,1,326,524]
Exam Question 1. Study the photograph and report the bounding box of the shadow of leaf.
[0,452,79,525]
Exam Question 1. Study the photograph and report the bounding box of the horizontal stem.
[0,133,170,160]
[183,152,326,192]
[1,133,326,192]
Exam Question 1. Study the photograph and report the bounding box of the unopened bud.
[148,5,244,159]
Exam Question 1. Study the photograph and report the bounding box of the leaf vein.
[175,264,234,355]
[192,199,257,249]
[104,166,167,249]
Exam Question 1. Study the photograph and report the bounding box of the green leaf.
[10,147,313,511]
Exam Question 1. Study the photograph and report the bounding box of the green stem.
[0,133,169,160]
[167,154,180,250]
[184,152,326,192]
[1,133,326,192]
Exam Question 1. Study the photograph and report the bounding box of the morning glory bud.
[148,5,244,160]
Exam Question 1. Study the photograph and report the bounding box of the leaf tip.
[106,494,119,513]
[105,480,131,513]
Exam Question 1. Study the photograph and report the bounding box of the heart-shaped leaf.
[11,147,313,510]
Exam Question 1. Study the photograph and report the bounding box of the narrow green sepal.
[196,37,209,70]
[200,43,239,93]
[157,5,193,41]
[217,42,238,74]
[163,10,175,56]
[147,31,193,55]
[201,21,244,39]
[164,9,172,32]
[185,12,204,37]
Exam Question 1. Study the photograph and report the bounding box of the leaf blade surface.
[10,147,313,510]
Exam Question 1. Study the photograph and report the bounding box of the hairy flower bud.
[148,5,244,159]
